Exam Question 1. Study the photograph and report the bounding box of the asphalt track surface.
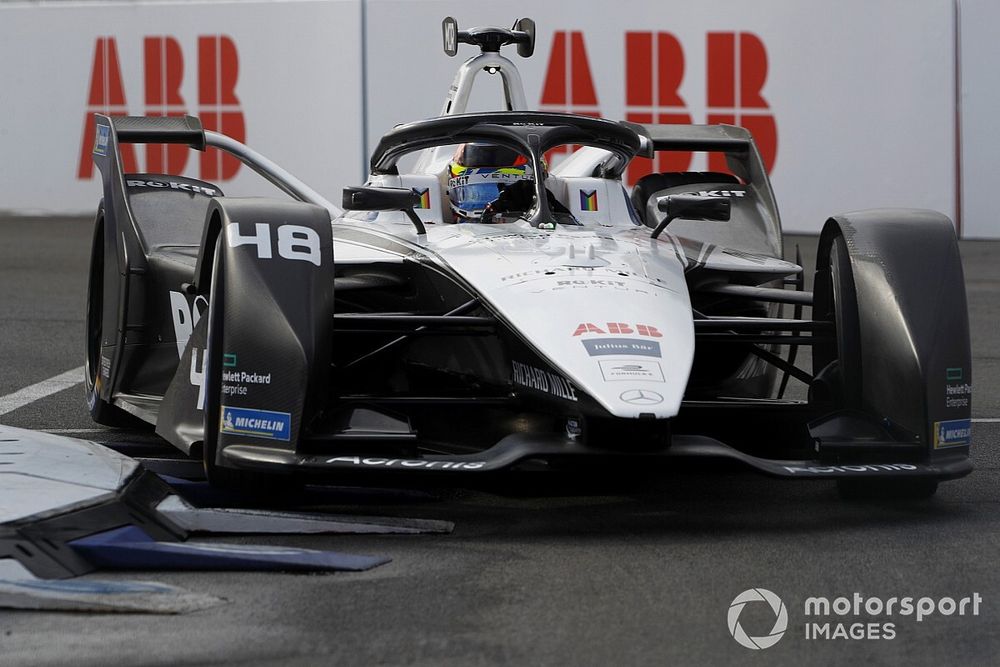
[2,217,999,666]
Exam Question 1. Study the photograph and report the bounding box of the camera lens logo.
[728,588,788,650]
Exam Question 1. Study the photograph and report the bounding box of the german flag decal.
[580,189,598,211]
[416,188,431,209]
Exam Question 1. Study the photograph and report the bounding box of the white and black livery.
[85,18,972,497]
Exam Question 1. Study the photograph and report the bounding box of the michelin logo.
[221,406,291,441]
[934,419,972,448]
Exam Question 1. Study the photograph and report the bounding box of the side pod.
[198,198,335,468]
[814,209,971,461]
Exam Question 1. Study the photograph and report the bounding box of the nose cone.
[436,226,695,418]
[506,293,694,419]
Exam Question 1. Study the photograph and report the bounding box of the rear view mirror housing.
[342,186,426,235]
[651,194,731,239]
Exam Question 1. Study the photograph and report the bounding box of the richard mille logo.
[619,389,663,405]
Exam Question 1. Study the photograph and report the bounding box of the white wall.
[0,0,363,215]
[958,0,999,239]
[0,0,988,238]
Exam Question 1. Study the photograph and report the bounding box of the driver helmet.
[447,143,533,222]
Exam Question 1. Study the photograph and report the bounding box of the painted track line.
[972,418,1000,423]
[0,367,84,417]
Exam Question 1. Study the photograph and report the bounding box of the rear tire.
[200,236,303,497]
[84,214,132,427]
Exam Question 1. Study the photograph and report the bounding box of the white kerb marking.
[0,367,84,417]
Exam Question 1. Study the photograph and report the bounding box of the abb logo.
[78,36,245,181]
[540,30,777,182]
[572,322,663,338]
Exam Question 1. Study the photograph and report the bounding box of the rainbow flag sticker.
[580,189,598,211]
[416,188,431,209]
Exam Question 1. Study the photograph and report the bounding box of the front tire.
[200,236,302,496]
[84,213,131,427]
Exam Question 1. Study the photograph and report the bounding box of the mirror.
[342,186,426,235]
[651,194,731,239]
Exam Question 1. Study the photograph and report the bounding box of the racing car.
[85,18,972,498]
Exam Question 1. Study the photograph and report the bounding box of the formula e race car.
[85,18,972,498]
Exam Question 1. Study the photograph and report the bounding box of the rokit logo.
[540,30,777,183]
[78,35,245,181]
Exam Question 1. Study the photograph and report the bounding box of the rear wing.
[91,114,338,217]
[109,115,207,150]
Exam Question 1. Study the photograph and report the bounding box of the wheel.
[837,478,938,501]
[200,236,303,497]
[811,232,862,408]
[84,214,132,426]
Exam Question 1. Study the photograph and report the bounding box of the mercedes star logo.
[619,389,663,405]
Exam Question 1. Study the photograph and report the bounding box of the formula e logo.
[226,223,321,266]
[728,588,788,650]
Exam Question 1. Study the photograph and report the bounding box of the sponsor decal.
[227,222,322,266]
[619,388,663,405]
[223,353,238,368]
[582,338,661,358]
[220,406,290,441]
[93,124,110,157]
[934,419,972,448]
[415,188,431,209]
[944,367,971,408]
[729,589,787,650]
[572,322,662,337]
[579,189,599,211]
[683,189,746,198]
[556,279,628,290]
[782,463,918,474]
[511,360,578,402]
[221,368,271,398]
[100,355,111,380]
[599,359,664,382]
[327,456,485,470]
[125,179,218,197]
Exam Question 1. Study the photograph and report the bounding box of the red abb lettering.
[624,32,693,185]
[78,37,138,178]
[706,32,777,173]
[198,35,245,181]
[606,322,634,335]
[144,37,188,175]
[573,323,606,336]
[540,31,601,159]
[636,324,662,338]
[78,35,245,182]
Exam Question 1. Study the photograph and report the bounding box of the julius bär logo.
[539,29,777,184]
[728,588,788,650]
[78,35,245,181]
